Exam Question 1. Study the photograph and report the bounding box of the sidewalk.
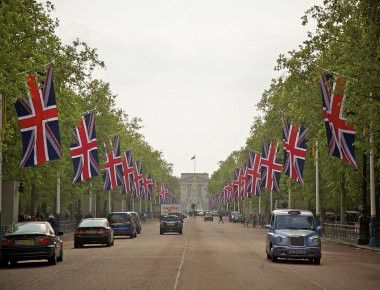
[322,237,380,252]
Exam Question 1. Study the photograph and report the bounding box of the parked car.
[212,210,218,216]
[160,215,183,235]
[0,221,63,267]
[74,218,114,248]
[229,211,239,222]
[107,212,137,238]
[204,211,214,222]
[127,211,142,234]
[232,213,244,223]
[197,210,205,216]
[265,210,321,264]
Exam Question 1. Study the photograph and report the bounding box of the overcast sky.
[50,0,320,177]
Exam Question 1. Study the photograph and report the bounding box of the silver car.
[265,210,322,264]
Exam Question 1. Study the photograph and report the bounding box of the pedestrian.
[218,212,224,223]
[48,214,56,228]
[252,213,257,228]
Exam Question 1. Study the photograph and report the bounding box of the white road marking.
[285,265,327,290]
[173,220,192,290]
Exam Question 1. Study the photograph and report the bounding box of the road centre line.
[173,219,193,290]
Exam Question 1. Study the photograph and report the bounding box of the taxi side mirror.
[265,224,273,230]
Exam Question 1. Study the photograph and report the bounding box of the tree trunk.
[340,171,346,225]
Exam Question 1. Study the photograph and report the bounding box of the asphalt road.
[1,217,380,290]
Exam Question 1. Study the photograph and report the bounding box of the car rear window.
[79,219,107,228]
[108,213,130,222]
[6,222,48,235]
[163,215,180,221]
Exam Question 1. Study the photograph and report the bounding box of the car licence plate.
[86,230,97,234]
[15,239,34,246]
[289,249,306,255]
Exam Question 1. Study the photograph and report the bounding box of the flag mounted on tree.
[246,151,262,197]
[102,135,123,191]
[142,174,153,199]
[261,141,282,192]
[283,121,308,185]
[320,73,357,169]
[121,149,136,195]
[14,67,62,168]
[70,112,99,183]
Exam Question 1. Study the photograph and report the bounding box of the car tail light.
[123,221,131,225]
[0,238,12,247]
[37,236,52,245]
[75,228,85,235]
[98,228,109,234]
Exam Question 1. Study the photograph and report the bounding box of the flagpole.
[56,171,61,233]
[0,93,3,239]
[315,141,320,227]
[369,132,377,247]
[258,196,261,216]
[288,185,291,209]
[139,196,142,213]
[108,192,111,213]
[270,190,273,213]
[89,180,93,215]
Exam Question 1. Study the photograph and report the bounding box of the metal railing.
[322,222,359,244]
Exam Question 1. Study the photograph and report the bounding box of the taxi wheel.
[313,258,321,265]
[266,252,271,259]
[270,246,277,262]
[160,230,164,235]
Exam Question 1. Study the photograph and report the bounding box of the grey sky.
[50,0,320,177]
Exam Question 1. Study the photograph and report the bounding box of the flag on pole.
[121,149,135,195]
[246,151,262,197]
[70,112,99,183]
[320,73,357,168]
[133,161,144,197]
[283,121,308,185]
[15,67,62,167]
[261,141,282,192]
[102,135,123,191]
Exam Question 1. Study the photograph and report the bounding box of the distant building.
[180,173,209,211]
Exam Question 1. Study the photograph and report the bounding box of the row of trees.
[208,0,380,222]
[0,0,179,215]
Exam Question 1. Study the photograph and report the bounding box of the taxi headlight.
[275,236,283,243]
[311,236,320,246]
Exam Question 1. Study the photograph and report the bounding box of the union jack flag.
[133,161,144,197]
[102,136,123,191]
[238,165,247,199]
[283,121,308,185]
[232,168,240,200]
[320,73,357,168]
[14,67,62,167]
[121,149,136,195]
[246,151,262,197]
[261,141,282,192]
[142,174,153,199]
[159,185,168,203]
[70,112,99,183]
